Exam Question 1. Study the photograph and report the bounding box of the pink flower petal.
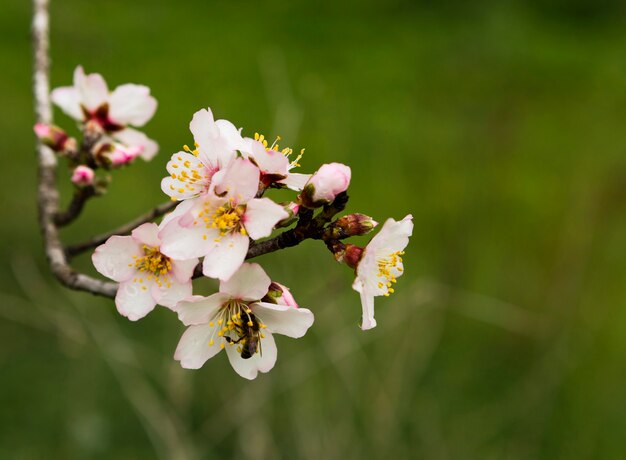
[171,258,199,284]
[243,198,289,240]
[220,262,271,301]
[114,128,159,160]
[214,157,260,204]
[74,66,109,111]
[278,173,312,191]
[151,277,193,309]
[202,232,249,281]
[92,235,142,282]
[131,222,160,247]
[159,217,217,260]
[115,279,157,321]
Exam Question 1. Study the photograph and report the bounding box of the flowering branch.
[32,0,413,379]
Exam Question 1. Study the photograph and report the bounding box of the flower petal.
[50,86,83,120]
[224,331,277,380]
[220,262,271,301]
[371,214,414,256]
[114,128,159,160]
[174,293,230,326]
[108,83,157,127]
[159,216,216,260]
[352,278,377,330]
[215,119,245,152]
[243,198,289,240]
[152,277,192,309]
[171,258,199,284]
[92,235,142,282]
[252,302,314,338]
[278,173,312,191]
[161,151,211,200]
[174,324,225,369]
[131,222,160,247]
[214,157,259,204]
[74,66,109,111]
[115,279,157,321]
[244,140,289,174]
[202,232,249,281]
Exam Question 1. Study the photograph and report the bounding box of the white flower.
[92,223,198,321]
[51,66,158,160]
[352,215,413,330]
[161,108,244,201]
[240,137,311,191]
[173,263,314,379]
[159,157,288,281]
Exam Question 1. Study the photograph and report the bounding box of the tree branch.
[65,200,178,258]
[54,185,97,226]
[33,0,117,299]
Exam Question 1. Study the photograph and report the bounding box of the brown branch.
[65,200,178,258]
[33,0,117,299]
[54,185,97,226]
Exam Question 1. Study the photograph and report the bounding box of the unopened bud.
[71,165,95,187]
[300,163,351,208]
[262,282,299,308]
[276,202,300,228]
[331,242,364,269]
[33,123,72,152]
[328,213,378,239]
[108,144,144,166]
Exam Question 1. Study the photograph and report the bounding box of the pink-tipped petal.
[114,128,159,161]
[108,83,157,127]
[224,331,277,380]
[220,262,271,301]
[214,158,260,204]
[115,280,157,321]
[252,302,314,338]
[174,293,230,326]
[131,222,160,247]
[175,324,225,369]
[92,236,142,282]
[202,232,249,281]
[243,198,289,240]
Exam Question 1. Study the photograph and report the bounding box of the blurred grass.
[1,0,626,458]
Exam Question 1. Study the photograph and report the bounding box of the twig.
[54,185,97,226]
[65,200,178,258]
[33,0,117,299]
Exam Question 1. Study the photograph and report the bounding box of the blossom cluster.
[43,68,413,379]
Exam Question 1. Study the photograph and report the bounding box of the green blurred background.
[2,0,626,458]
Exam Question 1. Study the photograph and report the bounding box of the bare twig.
[54,185,97,226]
[33,0,117,299]
[65,200,177,258]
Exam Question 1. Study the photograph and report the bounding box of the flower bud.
[71,165,95,187]
[262,282,299,308]
[331,242,364,269]
[300,162,351,208]
[328,213,378,239]
[33,123,72,152]
[108,144,144,166]
[276,202,300,228]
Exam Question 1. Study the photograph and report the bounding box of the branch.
[54,185,97,226]
[65,200,178,258]
[33,0,117,299]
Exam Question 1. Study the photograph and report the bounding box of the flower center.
[377,250,404,296]
[132,245,172,288]
[206,300,267,358]
[168,146,214,196]
[196,202,247,241]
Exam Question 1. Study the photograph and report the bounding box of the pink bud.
[301,163,351,208]
[108,144,144,166]
[71,165,95,187]
[33,123,70,152]
[276,202,300,228]
[263,282,299,308]
[330,213,378,238]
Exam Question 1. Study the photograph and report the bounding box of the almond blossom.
[92,222,198,321]
[159,157,288,281]
[161,108,243,201]
[173,263,314,379]
[51,66,158,160]
[351,215,413,330]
